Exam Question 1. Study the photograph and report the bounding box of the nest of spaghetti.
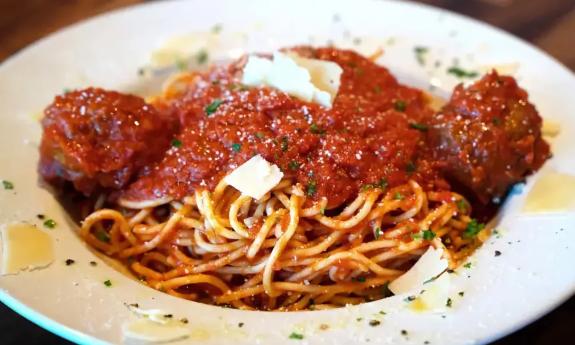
[79,178,487,311]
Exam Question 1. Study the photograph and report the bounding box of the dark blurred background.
[0,0,573,344]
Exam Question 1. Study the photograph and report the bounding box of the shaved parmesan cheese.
[1,223,54,275]
[542,120,560,138]
[389,246,448,295]
[523,171,575,213]
[123,318,189,343]
[409,272,451,313]
[224,155,283,200]
[241,51,342,107]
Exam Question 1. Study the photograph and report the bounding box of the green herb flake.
[404,295,416,302]
[310,123,326,135]
[289,332,304,340]
[281,136,289,152]
[394,100,407,112]
[175,59,188,71]
[238,322,244,327]
[104,279,112,287]
[65,259,75,266]
[373,85,382,94]
[95,229,110,243]
[231,143,242,153]
[394,192,404,200]
[211,24,223,33]
[374,227,383,239]
[379,310,386,315]
[255,132,265,139]
[406,161,416,173]
[446,298,453,307]
[377,178,388,189]
[205,99,223,115]
[422,230,436,240]
[369,319,381,327]
[196,50,209,65]
[171,139,182,148]
[90,261,97,266]
[43,219,57,229]
[401,330,408,336]
[409,123,428,131]
[356,276,366,283]
[2,180,14,190]
[463,219,484,238]
[456,199,467,212]
[180,318,189,324]
[361,183,375,192]
[492,117,502,126]
[414,46,429,66]
[411,232,422,240]
[306,180,317,196]
[463,262,472,269]
[288,161,300,171]
[447,66,478,79]
[458,291,465,297]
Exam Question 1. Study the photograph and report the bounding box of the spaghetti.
[79,178,482,311]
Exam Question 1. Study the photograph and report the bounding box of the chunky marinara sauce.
[38,46,549,209]
[122,47,446,207]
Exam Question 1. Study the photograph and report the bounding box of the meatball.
[39,88,176,195]
[428,71,550,203]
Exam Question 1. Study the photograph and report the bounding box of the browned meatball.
[38,88,176,195]
[428,71,550,203]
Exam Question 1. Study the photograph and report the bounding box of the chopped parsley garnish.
[401,330,408,336]
[422,230,436,240]
[90,261,97,266]
[379,310,386,315]
[205,99,223,115]
[414,46,429,66]
[406,161,416,173]
[373,85,382,94]
[394,192,404,200]
[104,279,112,287]
[288,161,300,171]
[492,117,502,126]
[463,219,484,238]
[2,180,14,190]
[181,318,189,324]
[409,123,428,131]
[356,317,363,322]
[394,100,407,112]
[310,123,326,135]
[446,298,453,307]
[404,295,416,302]
[163,314,173,318]
[65,259,75,266]
[171,139,182,148]
[369,319,381,326]
[455,199,467,212]
[238,322,244,328]
[411,232,422,239]
[196,49,209,65]
[463,262,472,269]
[211,24,222,33]
[281,136,289,152]
[43,219,57,229]
[289,332,304,340]
[458,291,465,297]
[374,227,382,239]
[356,276,366,283]
[306,180,317,196]
[95,229,110,243]
[37,214,45,220]
[447,66,478,79]
[495,250,502,257]
[175,59,188,71]
[255,132,265,139]
[231,143,241,152]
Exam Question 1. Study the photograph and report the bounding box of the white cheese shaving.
[388,246,448,295]
[522,171,575,213]
[409,272,451,313]
[542,120,560,137]
[224,155,283,200]
[1,223,54,275]
[123,318,189,343]
[241,51,342,107]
